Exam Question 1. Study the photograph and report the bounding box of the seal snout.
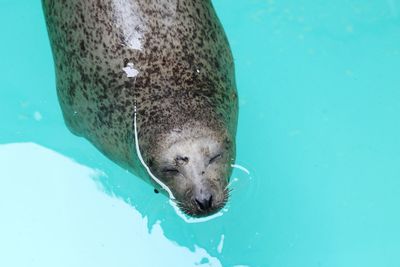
[186,186,228,217]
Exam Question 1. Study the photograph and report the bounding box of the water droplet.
[33,111,43,121]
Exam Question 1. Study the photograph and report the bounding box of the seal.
[42,0,238,217]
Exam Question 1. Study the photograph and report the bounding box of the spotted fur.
[42,0,238,206]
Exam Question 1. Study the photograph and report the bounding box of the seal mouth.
[175,187,230,218]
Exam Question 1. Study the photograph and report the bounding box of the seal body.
[42,0,238,217]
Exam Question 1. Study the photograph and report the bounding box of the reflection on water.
[0,143,221,267]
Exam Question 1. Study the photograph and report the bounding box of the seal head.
[143,123,234,217]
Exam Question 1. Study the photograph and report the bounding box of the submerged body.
[42,0,238,217]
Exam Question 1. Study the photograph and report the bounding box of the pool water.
[1,0,400,266]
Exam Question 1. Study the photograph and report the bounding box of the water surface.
[1,0,400,266]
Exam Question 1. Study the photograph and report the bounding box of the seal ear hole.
[147,159,154,167]
[208,153,222,165]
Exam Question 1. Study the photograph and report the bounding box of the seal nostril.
[195,195,213,211]
[195,198,205,210]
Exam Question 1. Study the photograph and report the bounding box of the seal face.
[146,123,234,217]
[42,0,238,217]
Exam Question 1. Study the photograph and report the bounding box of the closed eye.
[209,153,222,165]
[162,168,180,175]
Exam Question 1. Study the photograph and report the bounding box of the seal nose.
[195,195,213,211]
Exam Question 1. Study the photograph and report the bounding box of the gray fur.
[42,0,238,217]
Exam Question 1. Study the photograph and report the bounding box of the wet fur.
[42,0,238,216]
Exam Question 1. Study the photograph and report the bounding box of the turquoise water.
[1,0,400,266]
